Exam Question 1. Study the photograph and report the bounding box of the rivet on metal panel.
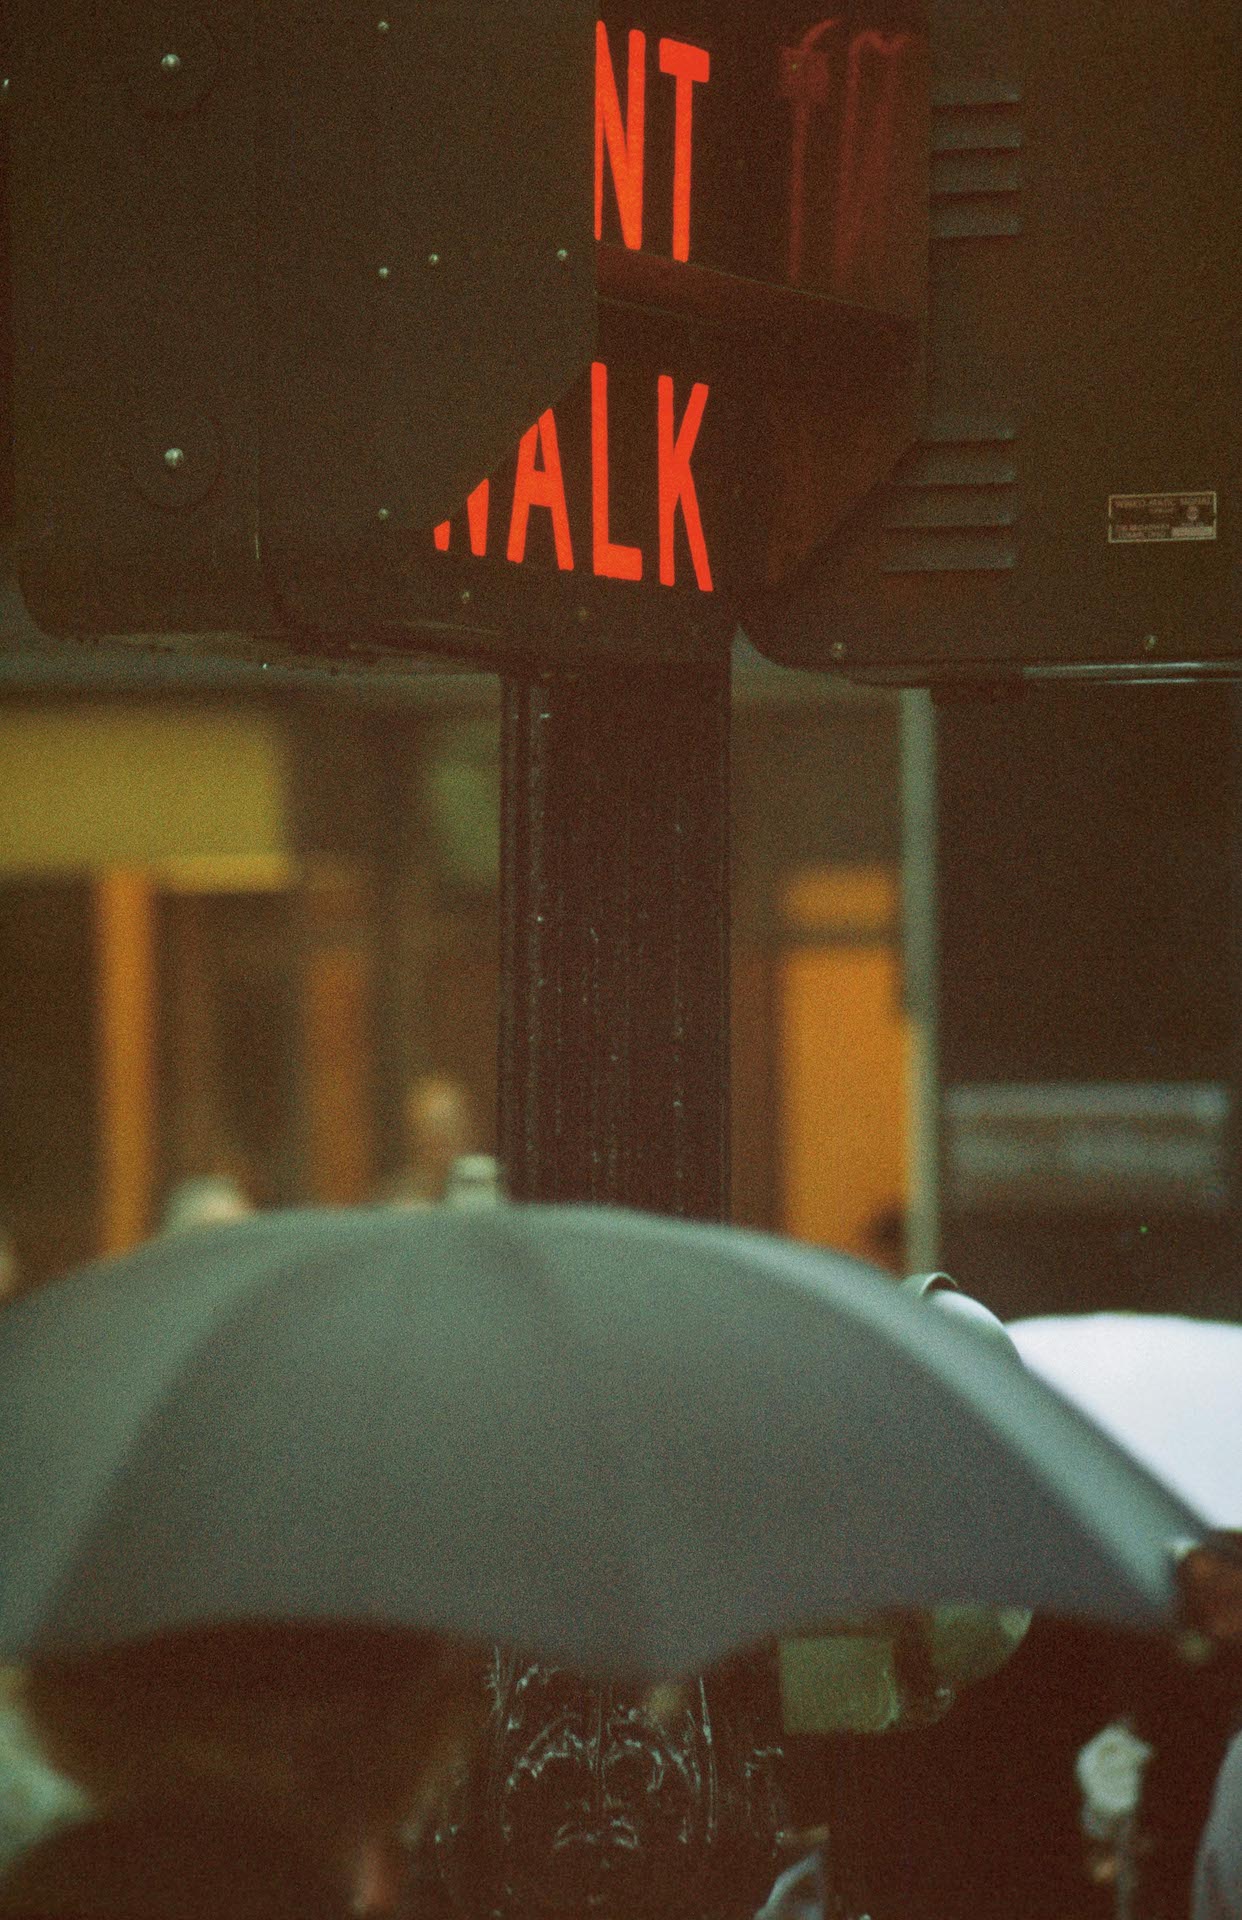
[427,253,441,267]
[130,414,220,507]
[830,639,847,661]
[130,15,219,115]
[377,18,390,30]
[460,589,473,606]
[1142,634,1159,652]
[377,507,392,524]
[377,265,391,280]
[556,248,570,263]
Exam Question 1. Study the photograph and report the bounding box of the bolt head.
[377,506,392,524]
[163,446,185,470]
[427,252,441,267]
[160,51,182,72]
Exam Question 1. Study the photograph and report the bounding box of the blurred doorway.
[1,857,377,1282]
[778,865,912,1267]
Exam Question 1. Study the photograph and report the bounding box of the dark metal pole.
[498,655,731,1220]
[423,651,789,1920]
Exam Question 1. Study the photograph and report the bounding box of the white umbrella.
[1009,1313,1242,1528]
[1011,1310,1242,1920]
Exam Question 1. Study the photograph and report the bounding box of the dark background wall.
[935,679,1242,1320]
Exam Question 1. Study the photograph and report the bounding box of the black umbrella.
[0,1205,1226,1680]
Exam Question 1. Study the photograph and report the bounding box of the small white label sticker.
[1108,491,1217,543]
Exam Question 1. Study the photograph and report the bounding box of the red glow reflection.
[781,19,920,304]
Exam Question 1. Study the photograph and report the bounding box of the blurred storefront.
[4,633,1235,1323]
[730,661,924,1267]
[0,672,508,1283]
[0,638,923,1290]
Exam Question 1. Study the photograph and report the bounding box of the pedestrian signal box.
[743,0,1242,686]
[7,2,929,663]
[9,0,599,640]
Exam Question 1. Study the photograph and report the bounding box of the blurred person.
[0,1668,87,1877]
[441,1155,504,1211]
[0,1225,18,1307]
[385,1077,478,1209]
[1076,1718,1153,1917]
[857,1202,906,1276]
[0,1622,488,1920]
[160,1174,255,1237]
[1196,1727,1242,1920]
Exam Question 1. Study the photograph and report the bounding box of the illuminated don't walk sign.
[290,4,929,664]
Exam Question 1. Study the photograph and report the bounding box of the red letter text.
[433,478,491,555]
[595,24,645,250]
[657,374,713,590]
[590,361,643,581]
[508,411,574,571]
[658,39,710,262]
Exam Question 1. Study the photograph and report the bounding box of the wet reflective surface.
[421,1649,787,1920]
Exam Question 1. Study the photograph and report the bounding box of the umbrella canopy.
[1010,1312,1242,1528]
[0,1206,1215,1681]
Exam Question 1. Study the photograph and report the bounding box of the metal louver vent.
[880,419,1018,573]
[931,83,1022,238]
